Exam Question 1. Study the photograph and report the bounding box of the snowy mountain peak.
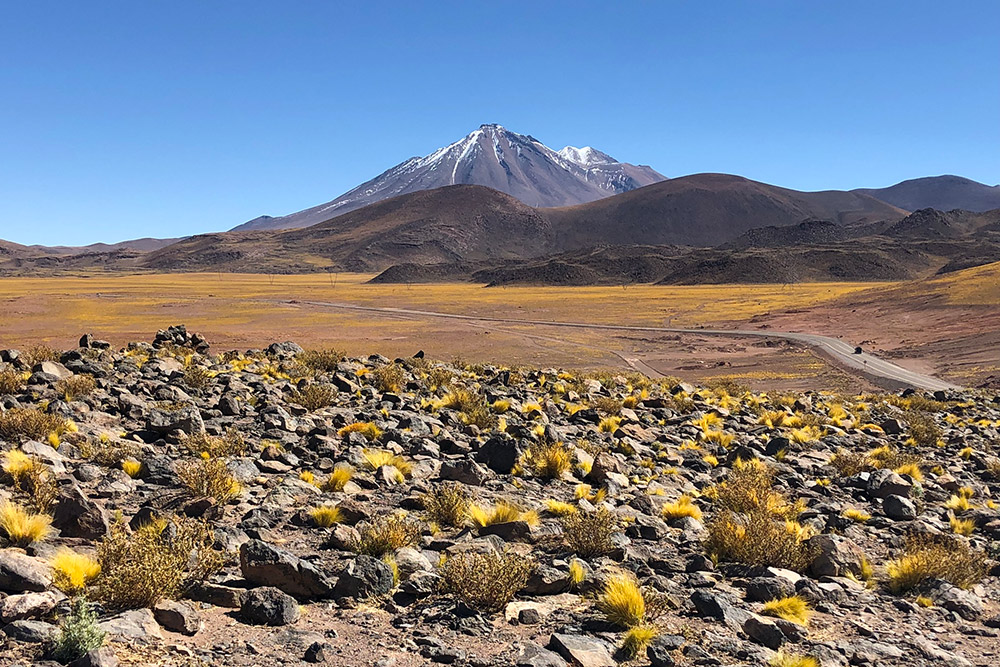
[557,146,616,167]
[232,125,666,231]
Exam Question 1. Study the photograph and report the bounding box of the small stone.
[239,587,301,626]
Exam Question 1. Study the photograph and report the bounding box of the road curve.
[290,300,961,393]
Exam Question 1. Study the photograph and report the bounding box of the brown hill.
[144,185,555,273]
[543,173,906,249]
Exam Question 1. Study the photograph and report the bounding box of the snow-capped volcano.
[232,124,666,231]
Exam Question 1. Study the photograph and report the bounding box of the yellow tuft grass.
[51,548,101,593]
[598,416,622,433]
[361,448,411,476]
[0,501,53,546]
[321,464,354,492]
[621,624,658,659]
[843,508,871,523]
[893,463,923,482]
[949,515,975,536]
[338,421,383,441]
[596,570,646,628]
[545,499,578,516]
[661,495,702,521]
[310,506,343,527]
[761,595,811,625]
[568,559,586,585]
[121,459,143,478]
[769,652,818,667]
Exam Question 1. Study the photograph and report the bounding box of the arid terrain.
[2,262,999,394]
[0,326,998,667]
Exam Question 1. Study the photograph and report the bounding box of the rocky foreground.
[0,325,998,667]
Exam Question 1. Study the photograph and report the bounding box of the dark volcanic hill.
[543,173,906,249]
[232,124,666,232]
[145,185,556,273]
[856,175,1000,213]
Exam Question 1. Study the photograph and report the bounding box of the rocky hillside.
[1,328,999,666]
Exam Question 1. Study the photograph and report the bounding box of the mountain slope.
[145,185,555,273]
[543,173,907,249]
[856,175,1000,212]
[232,124,665,231]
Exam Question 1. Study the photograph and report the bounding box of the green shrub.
[50,598,106,663]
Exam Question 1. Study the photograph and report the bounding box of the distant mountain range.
[2,124,998,285]
[232,124,665,231]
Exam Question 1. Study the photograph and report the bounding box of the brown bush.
[560,508,620,557]
[354,514,422,556]
[372,363,405,393]
[590,396,623,415]
[422,483,470,528]
[182,366,212,391]
[905,411,941,446]
[288,384,337,411]
[0,368,24,395]
[56,375,97,402]
[440,550,535,611]
[20,345,60,367]
[829,449,869,477]
[80,437,141,467]
[93,516,225,609]
[0,408,66,442]
[176,458,241,503]
[297,348,345,373]
[704,510,814,572]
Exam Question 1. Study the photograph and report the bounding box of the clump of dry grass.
[51,548,102,593]
[310,506,343,527]
[905,410,942,446]
[439,550,535,611]
[354,514,422,556]
[560,508,620,557]
[93,516,225,609]
[338,422,382,441]
[80,436,141,467]
[523,440,572,479]
[468,499,539,528]
[0,501,53,546]
[2,449,58,512]
[886,533,987,593]
[422,483,470,528]
[361,448,411,477]
[176,458,242,503]
[182,365,213,391]
[661,495,702,521]
[289,383,337,411]
[320,464,354,492]
[20,345,60,367]
[596,570,647,627]
[761,595,812,625]
[590,396,623,415]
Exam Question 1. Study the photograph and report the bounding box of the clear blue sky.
[1,1,997,246]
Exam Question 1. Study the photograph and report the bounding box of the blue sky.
[1,1,997,246]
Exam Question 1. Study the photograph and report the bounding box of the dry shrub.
[905,411,941,446]
[185,429,246,458]
[704,510,814,572]
[440,550,534,611]
[21,345,60,367]
[372,363,405,393]
[867,446,922,472]
[297,348,345,373]
[829,449,868,477]
[560,507,620,557]
[590,396,623,415]
[426,366,454,389]
[176,458,241,503]
[182,366,212,391]
[94,516,225,609]
[80,437,141,467]
[56,375,97,401]
[441,389,497,430]
[289,384,337,411]
[0,408,67,442]
[0,368,25,395]
[354,514,422,556]
[715,459,799,519]
[886,533,987,593]
[523,440,572,479]
[422,483,470,528]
